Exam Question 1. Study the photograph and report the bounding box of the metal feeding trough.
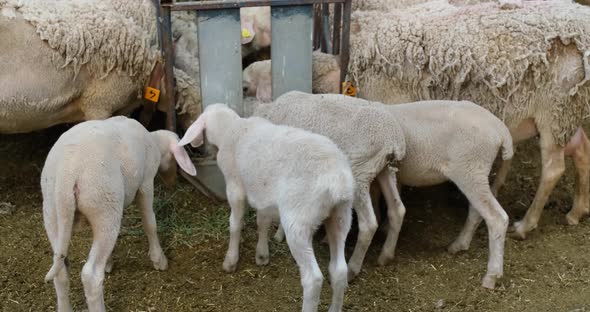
[156,0,352,201]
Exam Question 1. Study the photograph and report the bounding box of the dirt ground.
[1,124,590,312]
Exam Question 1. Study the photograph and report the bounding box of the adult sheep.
[0,0,204,133]
[344,0,590,240]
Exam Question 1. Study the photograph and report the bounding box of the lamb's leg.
[375,168,406,266]
[44,208,72,312]
[347,188,378,281]
[566,127,590,225]
[105,254,114,273]
[491,158,513,197]
[255,212,272,266]
[137,182,168,271]
[223,185,247,273]
[284,222,323,312]
[81,209,122,312]
[452,177,509,289]
[274,223,285,242]
[512,132,565,239]
[324,202,352,312]
[448,206,482,254]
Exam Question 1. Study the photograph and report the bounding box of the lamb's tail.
[499,124,514,161]
[44,175,77,282]
[317,168,355,206]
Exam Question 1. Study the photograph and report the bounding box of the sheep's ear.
[241,17,256,44]
[178,114,206,147]
[170,143,197,176]
[256,78,272,102]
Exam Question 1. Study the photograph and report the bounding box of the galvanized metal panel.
[197,9,244,115]
[195,9,244,200]
[271,5,313,100]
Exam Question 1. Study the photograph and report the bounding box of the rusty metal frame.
[156,0,352,199]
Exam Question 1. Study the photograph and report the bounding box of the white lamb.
[252,91,407,281]
[41,116,197,312]
[178,104,354,312]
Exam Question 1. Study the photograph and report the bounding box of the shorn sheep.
[275,0,590,240]
[255,91,513,289]
[253,91,407,281]
[377,99,513,289]
[41,116,197,312]
[178,104,354,312]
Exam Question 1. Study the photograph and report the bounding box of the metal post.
[320,3,331,53]
[339,0,352,84]
[158,2,177,131]
[332,3,341,55]
[271,5,313,100]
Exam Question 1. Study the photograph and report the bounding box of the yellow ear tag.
[144,86,161,103]
[342,81,357,97]
[241,27,252,38]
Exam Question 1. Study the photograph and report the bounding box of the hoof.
[256,253,269,266]
[273,231,285,243]
[377,253,394,267]
[105,259,114,273]
[447,241,469,255]
[347,267,360,282]
[481,275,497,289]
[153,255,168,271]
[565,213,581,225]
[223,259,238,273]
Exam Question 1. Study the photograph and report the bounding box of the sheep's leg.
[324,202,352,312]
[566,128,590,225]
[512,133,565,239]
[223,186,247,273]
[137,182,168,271]
[448,206,482,254]
[284,222,323,312]
[347,188,378,281]
[255,212,272,266]
[105,254,114,273]
[452,177,508,289]
[44,208,72,312]
[81,210,121,312]
[274,223,285,242]
[376,168,406,266]
[491,158,513,197]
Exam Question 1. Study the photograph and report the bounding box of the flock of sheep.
[2,0,590,311]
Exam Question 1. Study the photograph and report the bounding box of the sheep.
[240,6,271,60]
[252,91,407,281]
[255,91,512,289]
[178,103,354,312]
[243,51,341,102]
[0,0,202,133]
[298,0,590,240]
[41,116,197,312]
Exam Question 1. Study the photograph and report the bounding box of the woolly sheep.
[41,116,197,312]
[253,91,407,281]
[0,0,201,133]
[304,0,590,240]
[178,103,354,312]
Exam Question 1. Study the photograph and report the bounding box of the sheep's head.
[243,60,272,102]
[151,130,197,187]
[178,104,239,150]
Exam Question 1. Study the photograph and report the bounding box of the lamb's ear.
[178,114,205,147]
[170,143,197,176]
[241,17,256,44]
[256,78,272,102]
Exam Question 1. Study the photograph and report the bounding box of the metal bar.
[339,0,351,84]
[332,2,341,55]
[167,0,345,11]
[312,5,321,50]
[320,3,331,53]
[158,5,177,131]
[271,5,313,100]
